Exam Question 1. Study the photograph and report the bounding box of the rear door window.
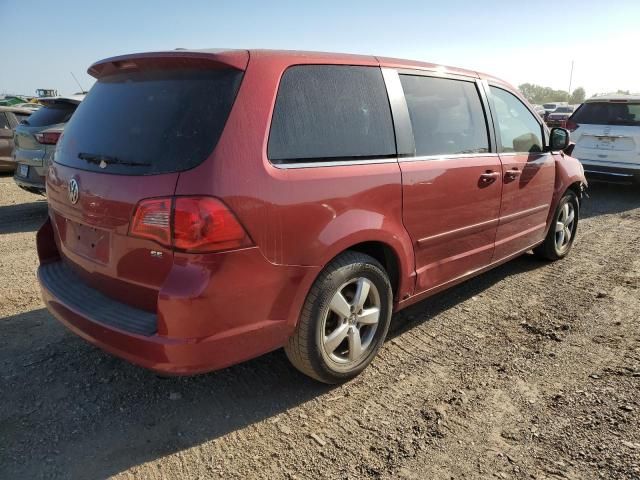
[399,75,489,156]
[24,103,77,127]
[490,87,544,153]
[268,65,396,163]
[55,68,244,175]
[571,102,640,126]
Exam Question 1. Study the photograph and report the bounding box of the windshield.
[55,68,244,175]
[572,102,640,126]
[554,107,572,113]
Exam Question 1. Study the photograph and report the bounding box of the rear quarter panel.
[174,51,416,305]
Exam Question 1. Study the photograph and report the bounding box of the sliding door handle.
[479,171,500,185]
[505,168,521,181]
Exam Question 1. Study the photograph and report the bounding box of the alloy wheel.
[321,277,381,365]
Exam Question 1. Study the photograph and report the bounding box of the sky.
[3,0,639,98]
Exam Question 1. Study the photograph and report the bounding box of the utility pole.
[567,60,574,102]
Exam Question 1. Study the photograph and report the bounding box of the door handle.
[479,171,500,185]
[505,168,521,180]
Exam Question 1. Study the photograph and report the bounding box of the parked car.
[13,95,83,193]
[0,95,29,107]
[12,102,43,112]
[533,104,546,119]
[542,102,568,120]
[36,49,586,383]
[568,95,640,183]
[546,105,575,128]
[0,106,33,173]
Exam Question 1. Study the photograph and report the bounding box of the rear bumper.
[578,160,640,183]
[546,119,567,128]
[37,218,318,375]
[39,259,299,374]
[14,164,46,193]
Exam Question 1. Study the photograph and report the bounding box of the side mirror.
[548,127,570,151]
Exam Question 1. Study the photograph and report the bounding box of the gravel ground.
[1,173,639,480]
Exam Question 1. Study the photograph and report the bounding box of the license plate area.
[18,164,28,177]
[61,217,111,264]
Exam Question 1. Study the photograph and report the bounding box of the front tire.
[285,251,393,384]
[534,190,579,261]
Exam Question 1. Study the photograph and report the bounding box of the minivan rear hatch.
[47,50,247,311]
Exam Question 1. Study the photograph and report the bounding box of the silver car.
[13,95,84,194]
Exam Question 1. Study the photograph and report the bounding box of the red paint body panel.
[399,155,502,293]
[37,49,586,375]
[492,153,555,261]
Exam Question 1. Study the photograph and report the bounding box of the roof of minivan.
[89,48,515,90]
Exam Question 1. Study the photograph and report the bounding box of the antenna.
[70,72,85,93]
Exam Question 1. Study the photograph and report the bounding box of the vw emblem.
[68,179,79,204]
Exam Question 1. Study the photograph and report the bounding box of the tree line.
[518,83,586,105]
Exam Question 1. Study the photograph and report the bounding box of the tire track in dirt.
[1,179,640,479]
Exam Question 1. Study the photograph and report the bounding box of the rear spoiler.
[87,49,250,78]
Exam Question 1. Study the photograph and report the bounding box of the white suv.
[568,95,640,183]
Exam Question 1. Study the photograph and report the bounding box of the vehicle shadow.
[0,252,547,479]
[581,181,639,220]
[388,252,543,338]
[0,200,48,235]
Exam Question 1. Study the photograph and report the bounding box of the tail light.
[34,131,62,145]
[129,196,252,253]
[566,119,578,132]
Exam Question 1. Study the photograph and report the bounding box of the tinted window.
[400,75,489,156]
[268,65,395,162]
[14,113,30,124]
[55,68,243,175]
[0,113,9,130]
[24,103,77,127]
[572,102,640,126]
[491,87,543,153]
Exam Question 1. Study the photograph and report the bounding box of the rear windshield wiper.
[78,152,151,167]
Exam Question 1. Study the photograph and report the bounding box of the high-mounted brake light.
[129,196,252,253]
[35,131,62,145]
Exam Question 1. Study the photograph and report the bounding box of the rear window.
[543,103,557,109]
[15,113,30,123]
[572,102,640,126]
[554,107,572,113]
[268,65,396,163]
[55,68,243,175]
[23,103,76,127]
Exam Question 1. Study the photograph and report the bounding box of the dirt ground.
[0,173,639,480]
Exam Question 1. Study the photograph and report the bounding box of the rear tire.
[534,190,579,261]
[285,251,393,384]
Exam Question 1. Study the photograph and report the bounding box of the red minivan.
[37,49,586,383]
